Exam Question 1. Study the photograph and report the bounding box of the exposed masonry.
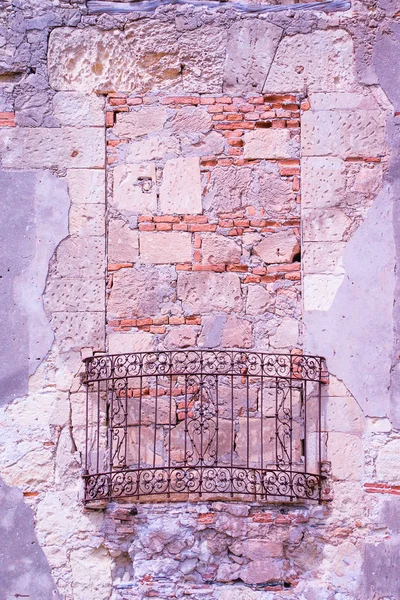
[0,2,399,599]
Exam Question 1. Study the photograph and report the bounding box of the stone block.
[203,166,252,213]
[221,316,252,349]
[44,279,105,312]
[108,267,175,318]
[301,110,386,158]
[303,209,352,242]
[309,91,382,111]
[201,234,241,264]
[254,230,298,264]
[241,539,284,560]
[264,30,357,93]
[50,311,104,352]
[163,326,198,349]
[140,232,192,264]
[168,107,211,134]
[113,107,168,138]
[66,169,105,204]
[54,236,105,279]
[236,417,275,466]
[113,163,157,213]
[0,127,105,169]
[197,315,225,348]
[48,23,225,94]
[324,395,365,434]
[52,92,105,126]
[69,203,105,237]
[181,131,225,158]
[160,158,202,214]
[243,129,300,160]
[126,136,180,163]
[177,272,242,313]
[248,167,295,214]
[70,547,112,600]
[240,559,282,585]
[126,425,165,467]
[376,439,400,483]
[303,274,344,311]
[108,332,155,354]
[327,432,364,480]
[302,157,346,209]
[108,219,139,264]
[302,242,346,275]
[270,318,299,349]
[224,21,282,93]
[246,285,274,316]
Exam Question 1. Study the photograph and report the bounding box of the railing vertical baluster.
[215,375,219,467]
[304,379,307,474]
[230,373,234,497]
[167,360,173,498]
[153,375,158,469]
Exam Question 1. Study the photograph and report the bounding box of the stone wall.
[0,1,399,599]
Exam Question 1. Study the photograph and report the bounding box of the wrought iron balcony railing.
[82,350,327,505]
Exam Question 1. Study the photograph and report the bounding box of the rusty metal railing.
[82,350,327,505]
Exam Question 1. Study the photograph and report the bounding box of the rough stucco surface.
[0,0,399,599]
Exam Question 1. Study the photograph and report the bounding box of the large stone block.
[221,316,252,349]
[66,169,105,205]
[50,311,105,352]
[302,157,346,209]
[48,23,226,94]
[303,274,344,311]
[243,129,300,160]
[270,318,299,349]
[69,203,105,237]
[203,166,252,213]
[302,209,352,242]
[54,236,105,279]
[126,136,180,163]
[201,234,241,264]
[108,219,139,264]
[264,30,357,93]
[224,21,282,93]
[168,107,211,134]
[113,107,168,138]
[301,110,386,158]
[246,285,274,316]
[108,332,154,354]
[254,230,298,264]
[52,92,105,126]
[70,547,112,600]
[0,127,105,169]
[302,242,346,275]
[248,167,295,214]
[112,163,157,213]
[177,272,242,313]
[376,439,400,483]
[163,326,198,349]
[327,432,364,480]
[160,157,202,214]
[240,559,282,585]
[44,279,105,312]
[108,267,175,318]
[140,232,192,264]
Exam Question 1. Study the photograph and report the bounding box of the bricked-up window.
[83,350,329,506]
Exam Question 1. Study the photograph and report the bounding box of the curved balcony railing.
[82,350,328,505]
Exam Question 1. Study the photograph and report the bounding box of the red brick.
[216,96,232,104]
[234,219,249,227]
[244,275,261,284]
[194,234,202,249]
[182,215,208,223]
[217,158,233,166]
[156,223,172,231]
[248,97,264,104]
[252,266,267,275]
[150,325,166,334]
[192,263,225,272]
[139,223,156,231]
[301,98,311,111]
[138,215,153,222]
[286,119,300,128]
[107,319,121,327]
[226,113,243,121]
[280,167,300,176]
[197,513,214,524]
[215,122,255,131]
[106,111,114,127]
[108,263,133,271]
[193,250,201,262]
[200,97,215,105]
[109,97,127,106]
[127,97,143,105]
[161,96,199,105]
[120,318,137,327]
[176,264,192,271]
[272,119,286,129]
[208,105,224,113]
[173,223,189,231]
[169,316,185,325]
[185,315,201,325]
[228,148,243,156]
[218,219,234,228]
[152,316,169,325]
[154,215,180,223]
[137,318,153,327]
[226,264,248,272]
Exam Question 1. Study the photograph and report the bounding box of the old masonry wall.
[0,1,400,599]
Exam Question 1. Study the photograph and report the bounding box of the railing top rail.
[83,349,326,383]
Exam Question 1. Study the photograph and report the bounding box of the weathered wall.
[0,0,399,599]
